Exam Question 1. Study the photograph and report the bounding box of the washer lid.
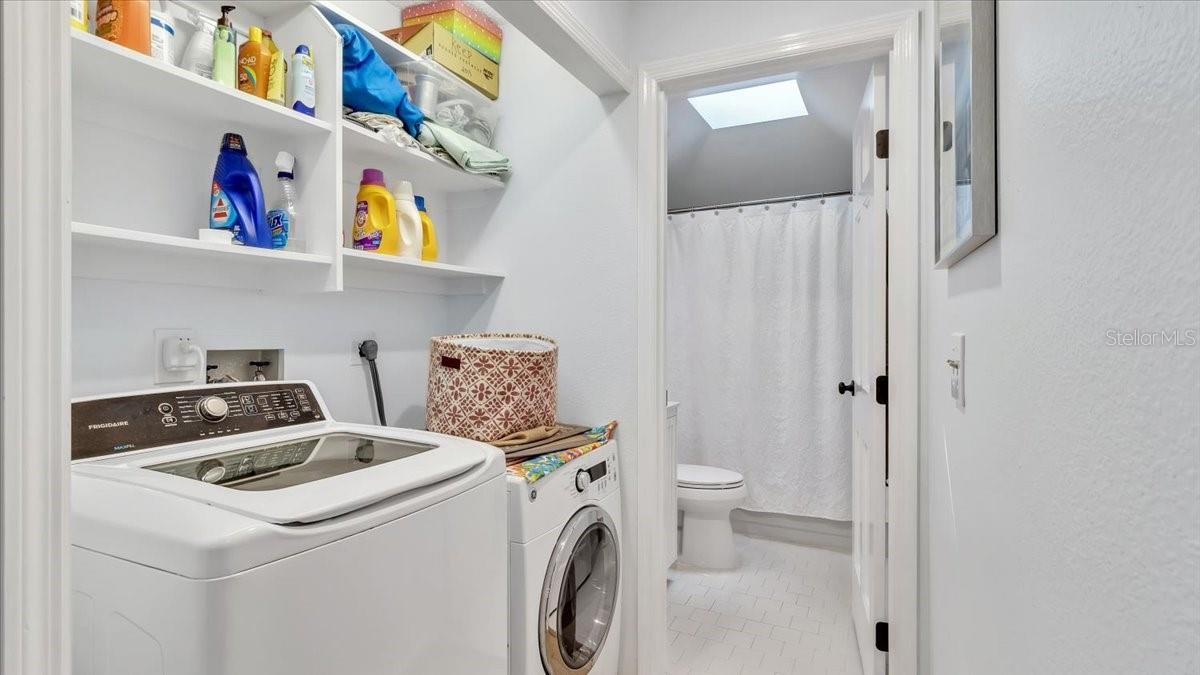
[677,463,744,489]
[75,431,488,524]
[70,427,505,579]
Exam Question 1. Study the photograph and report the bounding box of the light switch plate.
[949,332,965,409]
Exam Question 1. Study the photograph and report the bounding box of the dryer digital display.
[585,462,608,481]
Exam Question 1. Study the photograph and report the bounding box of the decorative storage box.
[401,0,503,62]
[391,21,500,102]
[426,334,558,442]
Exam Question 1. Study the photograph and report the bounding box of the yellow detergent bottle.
[415,195,438,261]
[352,169,398,254]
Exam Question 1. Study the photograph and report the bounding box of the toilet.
[676,464,747,570]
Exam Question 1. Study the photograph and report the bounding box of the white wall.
[920,2,1200,674]
[73,280,451,427]
[631,0,920,64]
[561,0,633,67]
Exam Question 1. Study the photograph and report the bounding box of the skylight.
[687,80,809,130]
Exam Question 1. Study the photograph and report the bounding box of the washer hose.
[357,340,387,426]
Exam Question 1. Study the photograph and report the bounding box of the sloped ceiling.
[668,59,874,210]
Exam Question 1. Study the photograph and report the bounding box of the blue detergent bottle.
[209,132,271,248]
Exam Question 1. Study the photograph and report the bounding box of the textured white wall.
[920,2,1200,674]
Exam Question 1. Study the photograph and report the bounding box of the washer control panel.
[72,382,323,461]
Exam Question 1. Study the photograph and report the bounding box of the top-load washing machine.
[70,381,508,675]
[508,440,622,675]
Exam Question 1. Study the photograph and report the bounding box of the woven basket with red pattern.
[426,333,558,442]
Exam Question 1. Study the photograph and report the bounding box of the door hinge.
[875,621,889,652]
[875,375,888,405]
[875,129,889,159]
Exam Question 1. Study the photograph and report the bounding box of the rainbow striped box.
[401,1,502,62]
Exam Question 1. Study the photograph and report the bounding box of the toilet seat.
[677,464,744,490]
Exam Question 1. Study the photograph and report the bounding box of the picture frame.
[934,0,997,268]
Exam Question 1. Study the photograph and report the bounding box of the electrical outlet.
[351,333,377,366]
[155,328,200,384]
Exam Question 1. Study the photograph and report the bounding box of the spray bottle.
[267,152,300,249]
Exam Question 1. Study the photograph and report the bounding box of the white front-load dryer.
[508,440,622,675]
[70,381,508,675]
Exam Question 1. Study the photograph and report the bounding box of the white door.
[849,59,889,675]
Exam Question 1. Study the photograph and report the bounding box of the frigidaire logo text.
[87,421,129,430]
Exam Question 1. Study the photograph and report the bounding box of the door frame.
[1,1,73,673]
[634,11,922,675]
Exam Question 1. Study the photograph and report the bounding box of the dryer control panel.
[72,382,324,461]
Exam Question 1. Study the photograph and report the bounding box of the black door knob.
[838,381,856,396]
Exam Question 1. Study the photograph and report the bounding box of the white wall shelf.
[72,222,335,292]
[314,1,424,69]
[341,248,505,295]
[72,30,333,138]
[70,3,506,297]
[342,121,505,193]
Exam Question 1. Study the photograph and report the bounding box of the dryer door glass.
[541,505,620,672]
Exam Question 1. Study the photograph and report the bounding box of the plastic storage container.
[395,59,499,148]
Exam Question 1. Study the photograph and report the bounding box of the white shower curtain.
[666,196,852,520]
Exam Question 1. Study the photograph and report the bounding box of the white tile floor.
[666,534,863,675]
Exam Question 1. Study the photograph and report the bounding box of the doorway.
[634,12,921,675]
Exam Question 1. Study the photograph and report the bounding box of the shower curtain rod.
[666,190,853,215]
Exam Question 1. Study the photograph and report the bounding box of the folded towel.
[345,109,424,150]
[423,120,511,175]
[345,108,456,164]
[491,423,591,456]
[505,422,618,483]
[491,425,561,447]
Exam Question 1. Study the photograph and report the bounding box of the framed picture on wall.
[934,0,997,268]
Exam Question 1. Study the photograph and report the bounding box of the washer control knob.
[575,470,591,493]
[197,396,229,423]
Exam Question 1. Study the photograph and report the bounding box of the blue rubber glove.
[337,24,424,138]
